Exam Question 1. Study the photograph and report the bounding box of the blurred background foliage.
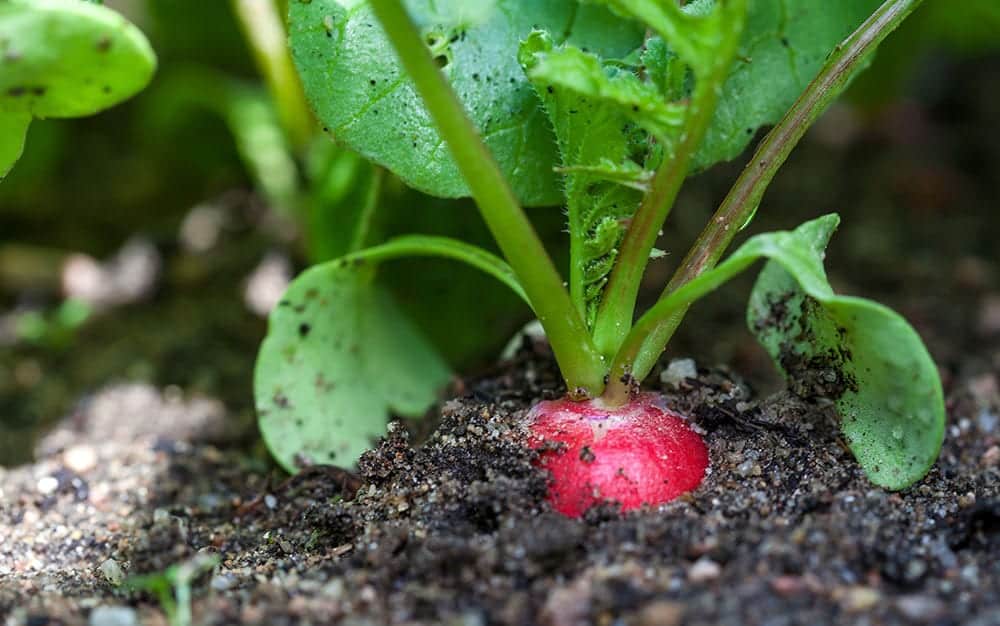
[1,0,998,464]
[3,0,997,253]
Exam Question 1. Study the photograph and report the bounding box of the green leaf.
[255,236,525,471]
[618,215,943,489]
[0,0,156,118]
[142,68,301,216]
[223,87,302,217]
[255,262,451,472]
[0,112,30,179]
[591,0,724,70]
[595,0,882,170]
[518,31,646,326]
[917,0,1000,53]
[522,35,686,143]
[288,0,643,206]
[746,216,944,490]
[849,0,1000,106]
[692,0,882,169]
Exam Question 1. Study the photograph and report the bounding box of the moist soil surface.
[1,343,998,625]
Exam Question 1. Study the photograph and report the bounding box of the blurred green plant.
[127,553,220,626]
[0,0,156,178]
[12,298,91,349]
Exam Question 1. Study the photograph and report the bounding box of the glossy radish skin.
[527,393,708,517]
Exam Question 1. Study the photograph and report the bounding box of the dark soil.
[2,340,999,625]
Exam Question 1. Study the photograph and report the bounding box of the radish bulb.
[527,393,708,517]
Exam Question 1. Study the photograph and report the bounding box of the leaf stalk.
[591,0,748,365]
[603,0,927,400]
[231,0,314,151]
[369,0,607,396]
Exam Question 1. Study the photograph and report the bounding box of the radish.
[527,393,708,517]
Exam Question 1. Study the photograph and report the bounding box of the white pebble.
[63,445,98,473]
[661,359,697,387]
[688,557,721,583]
[89,606,138,626]
[37,476,59,495]
[98,558,125,586]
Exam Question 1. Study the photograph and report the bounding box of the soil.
[2,46,1000,626]
[1,337,999,625]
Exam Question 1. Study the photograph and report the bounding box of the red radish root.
[528,393,708,517]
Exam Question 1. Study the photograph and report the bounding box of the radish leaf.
[747,215,944,490]
[288,0,642,206]
[617,215,943,488]
[695,0,883,169]
[0,0,156,118]
[518,31,647,325]
[255,236,525,471]
[594,0,882,171]
[255,261,450,472]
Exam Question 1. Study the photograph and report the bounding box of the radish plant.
[256,0,943,516]
[0,0,155,179]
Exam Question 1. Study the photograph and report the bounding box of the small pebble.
[982,445,1000,467]
[841,586,880,612]
[265,494,278,510]
[244,253,292,316]
[98,559,125,587]
[89,606,138,626]
[770,575,805,596]
[63,445,98,473]
[977,295,1000,335]
[977,410,998,433]
[896,595,946,622]
[905,559,928,581]
[636,601,684,626]
[211,573,236,592]
[661,359,698,388]
[960,564,980,586]
[37,476,59,496]
[688,557,721,583]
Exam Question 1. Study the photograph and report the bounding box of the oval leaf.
[255,236,526,471]
[255,261,451,472]
[288,0,642,206]
[746,216,944,490]
[0,0,156,118]
[620,215,944,489]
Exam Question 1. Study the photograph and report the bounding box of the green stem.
[340,235,530,305]
[369,0,606,396]
[603,0,926,401]
[231,0,313,151]
[609,245,763,394]
[591,2,747,364]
